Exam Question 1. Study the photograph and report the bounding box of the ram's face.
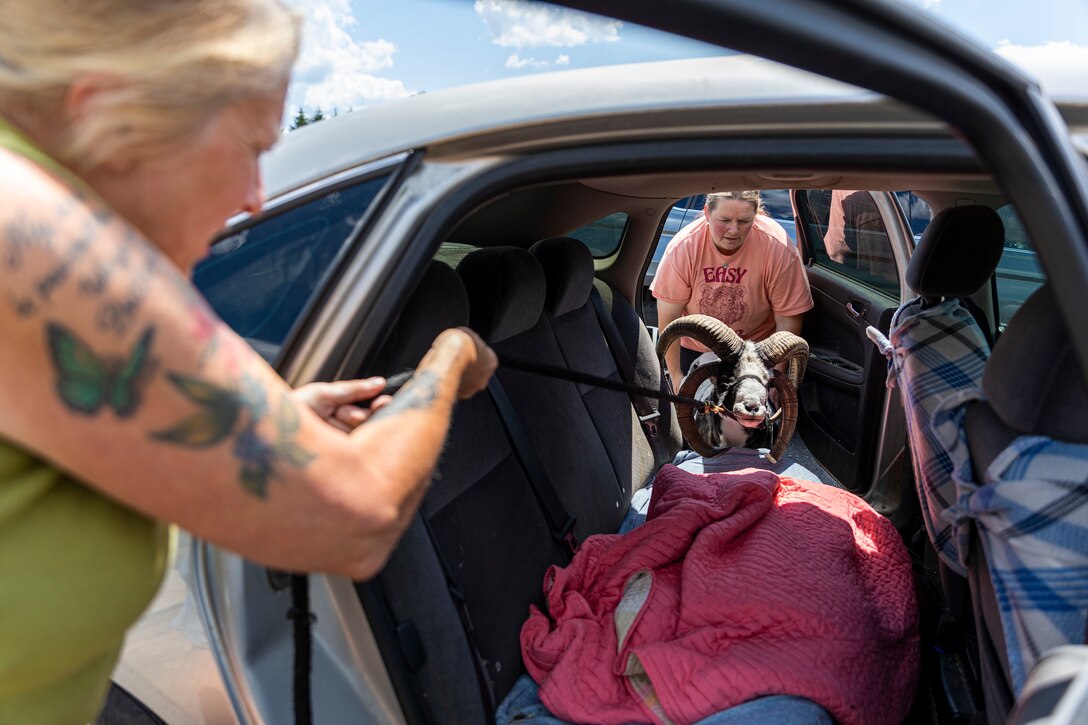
[724,344,772,428]
[693,342,773,449]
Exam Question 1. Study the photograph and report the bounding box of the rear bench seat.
[457,244,678,535]
[367,243,675,721]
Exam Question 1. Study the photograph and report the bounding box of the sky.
[282,0,1088,120]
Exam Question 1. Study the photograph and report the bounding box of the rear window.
[194,175,391,361]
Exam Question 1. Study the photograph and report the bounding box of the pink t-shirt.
[651,214,813,351]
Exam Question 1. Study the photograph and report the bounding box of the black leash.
[380,353,729,417]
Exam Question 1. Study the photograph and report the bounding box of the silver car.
[104,1,1088,723]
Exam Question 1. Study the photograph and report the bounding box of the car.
[105,1,1088,724]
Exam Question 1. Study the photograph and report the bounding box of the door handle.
[846,301,867,319]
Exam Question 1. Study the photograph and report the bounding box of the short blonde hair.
[0,0,301,170]
[705,190,764,215]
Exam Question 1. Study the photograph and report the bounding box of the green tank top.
[0,120,170,724]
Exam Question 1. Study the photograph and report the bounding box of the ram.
[656,315,809,463]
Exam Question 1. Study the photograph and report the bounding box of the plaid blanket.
[873,298,989,576]
[933,406,1088,691]
[873,297,1088,692]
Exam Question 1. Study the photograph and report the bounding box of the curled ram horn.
[655,314,745,369]
[675,364,722,458]
[765,372,800,464]
[755,331,809,393]
[657,315,747,459]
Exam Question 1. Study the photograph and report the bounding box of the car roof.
[262,54,943,200]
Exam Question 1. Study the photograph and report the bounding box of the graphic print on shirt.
[699,283,748,327]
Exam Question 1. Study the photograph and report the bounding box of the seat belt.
[416,513,498,724]
[487,378,578,558]
[590,285,671,469]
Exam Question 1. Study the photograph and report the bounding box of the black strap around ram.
[487,377,578,558]
[590,286,671,469]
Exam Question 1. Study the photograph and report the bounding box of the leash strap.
[380,358,715,414]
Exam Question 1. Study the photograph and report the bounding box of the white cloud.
[505,53,549,69]
[504,52,575,70]
[474,0,621,49]
[284,0,410,116]
[922,0,942,9]
[994,41,1088,98]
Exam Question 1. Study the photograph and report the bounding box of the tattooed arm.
[0,151,495,580]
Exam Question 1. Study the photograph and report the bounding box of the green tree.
[311,107,325,123]
[289,107,309,130]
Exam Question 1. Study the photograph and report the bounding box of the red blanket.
[521,466,919,724]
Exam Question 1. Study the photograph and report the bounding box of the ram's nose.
[733,397,767,427]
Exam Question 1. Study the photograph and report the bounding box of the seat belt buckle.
[639,410,661,438]
[554,516,579,555]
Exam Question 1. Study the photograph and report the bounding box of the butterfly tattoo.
[46,323,156,417]
[153,373,313,498]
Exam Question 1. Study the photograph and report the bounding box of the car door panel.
[799,272,896,491]
[791,188,907,492]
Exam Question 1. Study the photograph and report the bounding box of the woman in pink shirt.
[651,190,813,387]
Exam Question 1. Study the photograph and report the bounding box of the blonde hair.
[0,0,301,170]
[705,190,764,215]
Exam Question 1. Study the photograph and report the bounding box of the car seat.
[889,205,1005,573]
[960,285,1088,722]
[874,204,1005,721]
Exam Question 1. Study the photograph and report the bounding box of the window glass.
[194,175,391,361]
[760,189,797,243]
[567,211,629,258]
[434,242,477,270]
[894,191,932,240]
[994,203,1044,327]
[796,189,900,297]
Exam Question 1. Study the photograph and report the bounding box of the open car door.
[790,188,912,493]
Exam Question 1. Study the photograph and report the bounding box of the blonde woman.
[0,2,496,721]
[651,190,813,387]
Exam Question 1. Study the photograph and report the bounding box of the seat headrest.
[983,286,1088,444]
[529,237,595,317]
[371,260,470,374]
[456,246,545,344]
[906,205,1005,298]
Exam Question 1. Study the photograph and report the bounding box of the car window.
[760,189,797,243]
[193,175,391,361]
[994,203,1045,328]
[567,211,629,258]
[893,191,932,240]
[796,189,900,298]
[890,194,1044,327]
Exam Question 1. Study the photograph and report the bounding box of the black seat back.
[907,204,1005,346]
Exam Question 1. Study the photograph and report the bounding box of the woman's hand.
[292,378,393,433]
[434,327,498,399]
